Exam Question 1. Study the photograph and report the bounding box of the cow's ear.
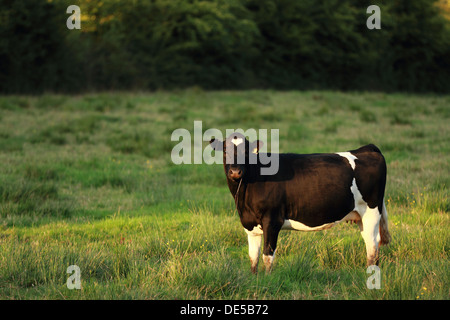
[210,138,223,151]
[250,140,263,154]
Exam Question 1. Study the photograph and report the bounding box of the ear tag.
[252,147,258,154]
[232,137,243,146]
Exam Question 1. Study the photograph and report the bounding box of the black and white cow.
[210,133,391,273]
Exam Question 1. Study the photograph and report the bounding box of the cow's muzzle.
[228,167,243,180]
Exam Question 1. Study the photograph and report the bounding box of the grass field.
[0,90,448,300]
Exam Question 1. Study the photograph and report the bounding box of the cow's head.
[210,133,263,182]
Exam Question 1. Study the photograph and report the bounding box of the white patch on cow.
[281,211,361,232]
[336,152,358,170]
[348,178,382,264]
[263,253,275,272]
[244,225,263,272]
[245,224,263,235]
[231,137,244,146]
[282,219,334,231]
[350,178,367,215]
[360,206,381,265]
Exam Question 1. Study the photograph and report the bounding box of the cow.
[209,132,391,273]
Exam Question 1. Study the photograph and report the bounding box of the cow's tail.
[379,198,391,246]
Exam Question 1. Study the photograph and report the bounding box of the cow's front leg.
[262,223,281,273]
[244,225,263,274]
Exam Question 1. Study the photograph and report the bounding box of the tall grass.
[0,91,448,299]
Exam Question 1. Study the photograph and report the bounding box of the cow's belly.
[281,211,361,232]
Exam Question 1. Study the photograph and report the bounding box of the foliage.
[0,0,449,92]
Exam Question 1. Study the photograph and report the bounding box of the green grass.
[0,90,448,299]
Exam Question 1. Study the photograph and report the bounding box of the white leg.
[245,226,263,273]
[263,251,276,273]
[360,206,381,266]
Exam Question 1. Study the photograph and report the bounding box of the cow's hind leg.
[360,206,381,266]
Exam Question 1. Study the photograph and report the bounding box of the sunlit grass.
[0,90,448,299]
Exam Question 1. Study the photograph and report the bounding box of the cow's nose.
[228,168,242,180]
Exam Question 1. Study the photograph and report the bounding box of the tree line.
[0,0,449,94]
